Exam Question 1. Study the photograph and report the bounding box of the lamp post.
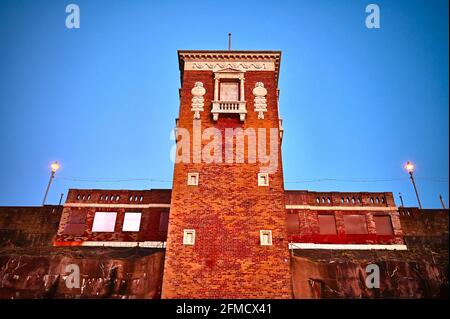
[398,192,404,207]
[404,161,422,209]
[42,161,60,206]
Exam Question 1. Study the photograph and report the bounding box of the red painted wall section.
[285,190,404,245]
[54,189,171,246]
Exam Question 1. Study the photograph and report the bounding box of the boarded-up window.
[220,82,239,101]
[318,214,337,235]
[92,212,117,232]
[122,212,142,232]
[374,215,394,235]
[69,211,87,224]
[343,215,368,234]
[287,214,299,232]
[159,211,169,232]
[63,223,85,235]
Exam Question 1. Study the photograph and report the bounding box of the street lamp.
[404,161,422,209]
[42,161,60,206]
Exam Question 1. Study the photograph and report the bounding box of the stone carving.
[253,82,268,119]
[189,62,273,72]
[191,82,206,119]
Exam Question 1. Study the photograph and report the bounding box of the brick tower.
[161,50,292,298]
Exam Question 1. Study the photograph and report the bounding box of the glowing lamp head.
[405,161,414,173]
[50,161,60,172]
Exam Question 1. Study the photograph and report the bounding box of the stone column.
[239,77,245,101]
[214,78,219,101]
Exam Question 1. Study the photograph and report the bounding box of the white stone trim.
[286,205,398,211]
[191,82,205,119]
[187,172,199,186]
[289,243,407,250]
[260,230,273,246]
[258,172,269,186]
[184,61,275,72]
[253,82,268,119]
[81,241,166,248]
[64,203,171,208]
[183,229,195,245]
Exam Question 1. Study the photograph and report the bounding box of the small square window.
[183,229,195,245]
[187,172,199,186]
[258,173,269,186]
[122,212,142,232]
[92,212,117,232]
[260,230,272,246]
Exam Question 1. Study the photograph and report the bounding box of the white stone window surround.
[260,230,273,246]
[212,68,247,121]
[187,172,199,186]
[122,212,142,232]
[183,229,196,245]
[258,172,269,186]
[92,212,117,232]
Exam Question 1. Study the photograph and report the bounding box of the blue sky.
[0,0,448,208]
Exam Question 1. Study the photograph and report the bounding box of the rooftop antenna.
[228,33,232,50]
[439,194,446,209]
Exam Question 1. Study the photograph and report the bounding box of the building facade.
[46,49,418,299]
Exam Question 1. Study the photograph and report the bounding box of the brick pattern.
[162,69,292,298]
[399,207,449,237]
[286,191,404,245]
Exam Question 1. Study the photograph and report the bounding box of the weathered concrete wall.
[291,245,448,298]
[0,249,165,299]
[0,206,165,299]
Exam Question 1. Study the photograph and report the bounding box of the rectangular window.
[62,224,86,236]
[122,212,142,232]
[343,214,368,234]
[183,229,195,245]
[92,212,117,232]
[318,214,337,235]
[374,215,394,235]
[260,230,273,246]
[220,82,239,101]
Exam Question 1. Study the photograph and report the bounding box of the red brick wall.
[162,68,292,298]
[399,207,449,237]
[54,189,171,245]
[285,191,404,245]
